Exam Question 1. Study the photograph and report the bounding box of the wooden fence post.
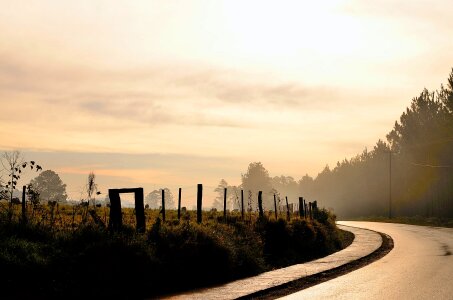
[135,188,145,233]
[303,197,307,219]
[304,199,308,219]
[223,187,227,221]
[21,185,26,224]
[301,197,305,219]
[108,189,122,231]
[258,191,264,218]
[313,200,318,219]
[241,189,244,220]
[298,197,303,218]
[308,202,312,220]
[285,196,290,221]
[178,188,182,220]
[161,189,166,222]
[273,194,278,220]
[197,184,203,223]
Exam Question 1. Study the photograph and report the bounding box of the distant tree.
[298,174,314,198]
[440,68,453,114]
[30,170,67,203]
[145,188,174,209]
[212,179,228,210]
[387,88,445,155]
[242,162,273,209]
[271,175,299,204]
[145,190,161,209]
[298,69,453,218]
[228,185,241,210]
[212,180,241,210]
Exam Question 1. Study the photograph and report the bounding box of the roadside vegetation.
[0,202,351,298]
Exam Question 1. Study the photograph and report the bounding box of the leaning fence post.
[241,189,244,220]
[273,194,278,220]
[258,191,264,218]
[223,187,227,221]
[285,196,290,221]
[178,188,182,220]
[21,185,27,224]
[161,189,166,222]
[197,184,203,223]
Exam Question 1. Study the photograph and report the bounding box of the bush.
[0,207,344,298]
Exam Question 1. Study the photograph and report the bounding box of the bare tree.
[0,151,41,221]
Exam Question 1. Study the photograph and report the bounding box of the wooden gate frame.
[108,188,145,232]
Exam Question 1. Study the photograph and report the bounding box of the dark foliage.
[0,208,344,298]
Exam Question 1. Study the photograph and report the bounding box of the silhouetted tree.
[1,151,42,221]
[298,68,453,218]
[242,162,273,209]
[1,151,42,203]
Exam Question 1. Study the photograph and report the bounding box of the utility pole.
[389,151,392,219]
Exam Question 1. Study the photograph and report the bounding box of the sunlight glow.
[1,0,453,201]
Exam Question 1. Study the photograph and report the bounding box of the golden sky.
[1,0,453,205]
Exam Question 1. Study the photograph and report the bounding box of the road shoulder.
[164,224,390,300]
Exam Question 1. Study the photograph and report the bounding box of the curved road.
[280,221,453,300]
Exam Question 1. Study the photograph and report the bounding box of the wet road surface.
[280,221,453,300]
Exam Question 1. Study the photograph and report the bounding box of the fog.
[217,70,453,219]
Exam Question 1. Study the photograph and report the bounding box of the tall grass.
[0,201,348,298]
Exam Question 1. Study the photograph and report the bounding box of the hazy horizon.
[2,1,453,206]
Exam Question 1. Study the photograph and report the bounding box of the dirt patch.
[240,230,394,300]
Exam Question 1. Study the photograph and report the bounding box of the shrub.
[0,206,344,298]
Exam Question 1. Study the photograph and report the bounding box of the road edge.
[239,226,394,300]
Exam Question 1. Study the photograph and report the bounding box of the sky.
[1,0,453,206]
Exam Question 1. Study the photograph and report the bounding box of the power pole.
[389,151,392,219]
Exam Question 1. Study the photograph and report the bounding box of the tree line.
[213,69,453,219]
[300,69,453,218]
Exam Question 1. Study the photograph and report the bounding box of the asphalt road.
[280,221,453,300]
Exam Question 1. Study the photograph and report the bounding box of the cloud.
[166,67,336,108]
[0,53,340,132]
[341,0,453,32]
